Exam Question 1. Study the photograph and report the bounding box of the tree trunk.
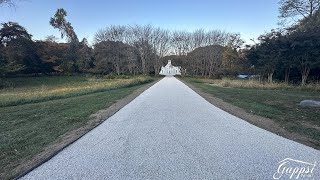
[195,64,199,76]
[154,64,159,76]
[139,50,147,75]
[301,65,310,86]
[258,73,264,83]
[115,65,120,76]
[267,72,273,83]
[141,57,146,74]
[208,61,214,79]
[301,75,307,86]
[284,67,290,84]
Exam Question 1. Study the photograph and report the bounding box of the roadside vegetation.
[0,75,155,179]
[196,78,320,91]
[0,75,153,107]
[184,77,320,147]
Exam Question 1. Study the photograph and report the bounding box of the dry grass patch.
[0,76,153,107]
[200,78,320,91]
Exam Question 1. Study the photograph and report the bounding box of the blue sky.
[0,0,280,45]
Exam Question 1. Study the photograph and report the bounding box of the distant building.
[159,60,181,76]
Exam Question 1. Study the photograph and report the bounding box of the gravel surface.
[21,76,320,180]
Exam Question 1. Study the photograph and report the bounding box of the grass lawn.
[0,75,153,107]
[0,75,155,179]
[183,78,320,146]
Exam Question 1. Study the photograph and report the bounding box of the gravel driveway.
[21,76,320,180]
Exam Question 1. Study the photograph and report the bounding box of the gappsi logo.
[273,158,316,179]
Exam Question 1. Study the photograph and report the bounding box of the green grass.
[0,75,153,107]
[183,78,320,143]
[0,75,155,179]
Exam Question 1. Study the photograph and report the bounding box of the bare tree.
[94,25,127,43]
[206,30,230,46]
[279,0,320,20]
[191,29,206,49]
[127,24,155,74]
[151,28,171,75]
[188,45,224,78]
[94,41,136,75]
[171,31,192,55]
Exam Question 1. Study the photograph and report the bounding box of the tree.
[274,36,295,84]
[94,25,127,43]
[279,0,320,20]
[128,24,155,75]
[94,41,137,75]
[36,41,68,73]
[6,39,43,74]
[50,8,80,73]
[206,30,230,46]
[77,38,94,72]
[289,31,320,85]
[50,8,78,42]
[150,28,170,75]
[170,31,192,55]
[0,42,24,76]
[191,29,206,50]
[248,30,284,83]
[188,45,224,78]
[284,8,320,85]
[221,33,245,76]
[290,8,320,31]
[0,22,44,75]
[0,21,32,46]
[246,44,262,80]
[222,47,240,76]
[227,33,245,50]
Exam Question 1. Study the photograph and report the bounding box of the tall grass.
[198,78,320,91]
[0,76,154,107]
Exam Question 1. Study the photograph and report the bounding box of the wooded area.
[1,0,320,85]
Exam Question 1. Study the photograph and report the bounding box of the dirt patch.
[182,80,320,150]
[14,80,159,179]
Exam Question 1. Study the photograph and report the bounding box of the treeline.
[94,25,246,77]
[0,19,245,77]
[246,0,320,85]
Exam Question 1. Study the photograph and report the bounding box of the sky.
[0,0,280,45]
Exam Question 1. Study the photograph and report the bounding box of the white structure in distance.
[159,60,181,76]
